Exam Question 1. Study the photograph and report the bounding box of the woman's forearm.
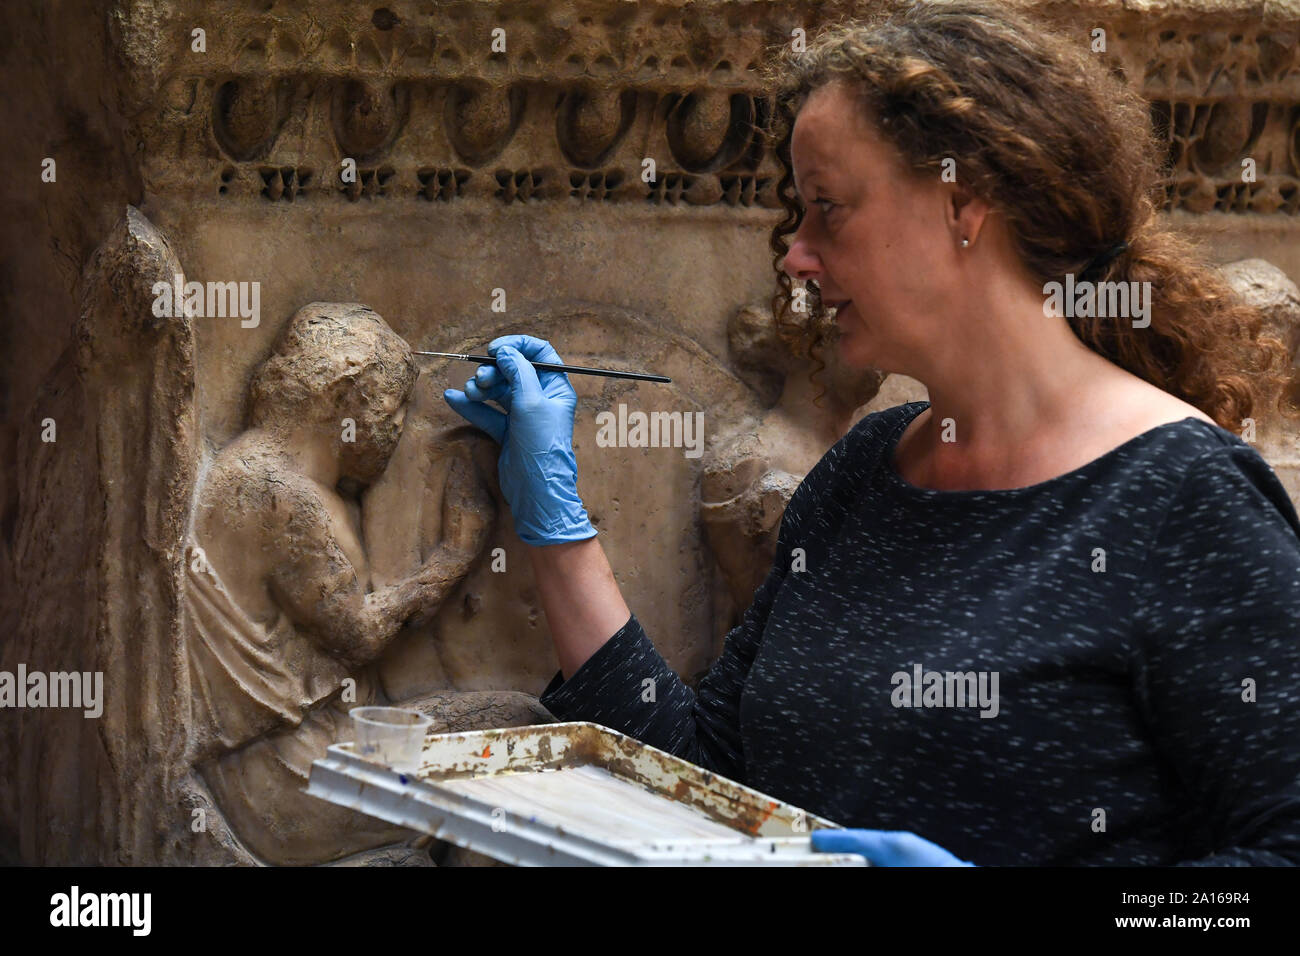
[526,536,632,680]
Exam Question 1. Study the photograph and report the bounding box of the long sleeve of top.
[538,401,1300,865]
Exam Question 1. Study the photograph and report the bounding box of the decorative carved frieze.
[115,1,1298,213]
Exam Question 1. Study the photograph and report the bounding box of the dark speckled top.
[540,401,1300,865]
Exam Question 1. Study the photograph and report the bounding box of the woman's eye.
[813,198,836,212]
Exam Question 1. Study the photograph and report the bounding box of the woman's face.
[783,82,964,376]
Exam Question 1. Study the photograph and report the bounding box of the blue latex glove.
[443,334,597,546]
[811,829,975,867]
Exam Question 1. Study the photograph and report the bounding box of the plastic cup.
[351,706,432,772]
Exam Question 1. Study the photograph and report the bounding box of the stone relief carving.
[186,302,546,864]
[5,0,1300,867]
[1,213,560,865]
[1222,258,1300,412]
[118,3,1300,215]
[2,208,199,865]
[1221,258,1300,499]
[701,305,886,639]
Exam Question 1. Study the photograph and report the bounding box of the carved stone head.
[248,302,417,484]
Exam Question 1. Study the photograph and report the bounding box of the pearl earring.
[960,238,970,248]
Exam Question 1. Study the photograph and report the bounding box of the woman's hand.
[443,334,597,547]
[811,828,975,866]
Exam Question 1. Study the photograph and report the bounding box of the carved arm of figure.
[265,447,492,670]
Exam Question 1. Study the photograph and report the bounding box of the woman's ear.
[946,182,992,247]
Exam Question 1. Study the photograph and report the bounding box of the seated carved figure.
[185,302,499,865]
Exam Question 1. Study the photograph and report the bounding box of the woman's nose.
[782,235,822,281]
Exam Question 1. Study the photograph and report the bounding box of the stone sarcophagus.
[1,0,1299,865]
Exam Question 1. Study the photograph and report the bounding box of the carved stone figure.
[701,305,890,636]
[1221,258,1300,500]
[0,210,556,865]
[186,302,512,864]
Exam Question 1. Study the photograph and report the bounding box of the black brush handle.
[415,351,671,384]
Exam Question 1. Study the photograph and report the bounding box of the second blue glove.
[810,828,976,866]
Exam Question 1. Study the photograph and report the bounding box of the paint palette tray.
[305,720,865,866]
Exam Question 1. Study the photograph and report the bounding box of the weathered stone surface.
[1221,258,1300,500]
[1221,258,1300,397]
[3,0,1300,866]
[326,845,437,867]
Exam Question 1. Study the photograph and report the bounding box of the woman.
[444,1,1300,865]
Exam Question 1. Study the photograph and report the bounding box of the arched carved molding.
[556,86,637,169]
[665,91,755,174]
[211,77,293,162]
[446,82,526,165]
[331,80,410,162]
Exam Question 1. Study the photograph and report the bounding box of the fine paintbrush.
[413,350,672,384]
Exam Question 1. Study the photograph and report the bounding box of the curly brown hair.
[758,0,1297,432]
